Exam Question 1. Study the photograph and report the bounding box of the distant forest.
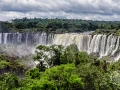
[1,17,120,33]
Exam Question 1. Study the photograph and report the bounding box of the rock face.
[0,32,120,61]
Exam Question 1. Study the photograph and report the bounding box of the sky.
[0,0,120,21]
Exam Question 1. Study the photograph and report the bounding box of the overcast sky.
[0,0,120,21]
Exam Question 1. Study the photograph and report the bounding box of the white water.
[0,32,47,57]
[53,33,120,61]
[0,32,120,61]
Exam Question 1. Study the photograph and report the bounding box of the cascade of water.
[52,33,120,61]
[0,33,49,46]
[35,33,39,45]
[105,35,113,55]
[47,34,54,45]
[38,33,47,45]
[76,35,83,51]
[86,35,92,53]
[3,33,8,44]
[25,33,28,45]
[53,34,63,45]
[0,33,2,44]
[93,34,102,53]
[0,32,49,57]
[109,36,117,54]
[0,32,120,61]
[88,35,97,53]
[76,35,91,52]
[99,35,107,56]
[112,37,119,55]
[17,33,22,43]
[12,33,15,44]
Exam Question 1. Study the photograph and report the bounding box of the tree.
[41,64,84,90]
[34,45,50,71]
[34,45,65,69]
[0,73,20,90]
[49,45,65,66]
[19,64,84,90]
[25,68,41,79]
[61,44,78,64]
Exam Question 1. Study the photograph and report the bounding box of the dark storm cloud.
[0,0,120,21]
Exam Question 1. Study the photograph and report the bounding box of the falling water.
[0,32,47,57]
[53,33,120,61]
[0,32,120,61]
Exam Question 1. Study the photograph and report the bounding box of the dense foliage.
[0,44,120,90]
[1,18,120,33]
[0,55,25,77]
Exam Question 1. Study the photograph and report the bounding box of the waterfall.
[112,37,119,55]
[0,32,48,57]
[99,35,106,56]
[0,32,47,45]
[0,32,120,61]
[3,33,8,44]
[52,33,120,61]
[0,33,2,44]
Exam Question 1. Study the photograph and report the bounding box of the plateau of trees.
[1,18,120,33]
[0,44,120,90]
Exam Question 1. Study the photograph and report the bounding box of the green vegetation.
[0,55,25,76]
[1,18,120,34]
[0,44,120,90]
[0,73,20,90]
[0,61,11,69]
[1,18,120,89]
[21,64,84,90]
[92,29,120,36]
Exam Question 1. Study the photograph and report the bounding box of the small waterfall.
[3,33,8,44]
[0,33,2,44]
[99,35,106,56]
[93,35,102,53]
[105,35,113,55]
[112,37,119,55]
[88,35,97,53]
[26,33,28,45]
[17,33,22,43]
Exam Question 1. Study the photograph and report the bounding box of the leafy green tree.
[0,73,20,90]
[34,45,65,68]
[49,45,65,66]
[75,52,92,66]
[25,68,41,79]
[61,44,78,64]
[19,64,84,90]
[41,64,84,90]
[99,72,120,90]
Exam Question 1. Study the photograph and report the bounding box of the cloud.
[0,0,120,21]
